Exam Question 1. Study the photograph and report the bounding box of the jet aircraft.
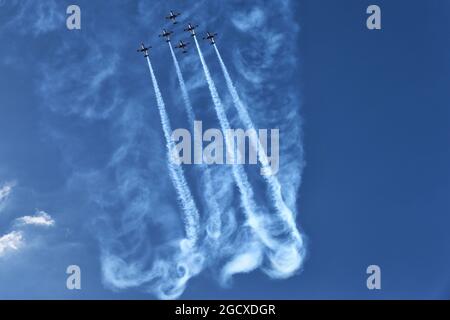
[159,29,173,42]
[184,23,199,36]
[165,11,181,24]
[175,40,189,53]
[137,43,151,57]
[203,31,218,44]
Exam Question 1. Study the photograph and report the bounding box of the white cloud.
[0,231,23,257]
[16,211,55,227]
[0,182,15,212]
[231,7,266,32]
[0,183,13,203]
[0,210,55,259]
[3,0,63,36]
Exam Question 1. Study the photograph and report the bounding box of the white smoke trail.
[168,43,222,239]
[195,37,305,280]
[169,43,195,125]
[145,56,200,246]
[213,44,303,246]
[193,35,279,254]
[101,31,305,300]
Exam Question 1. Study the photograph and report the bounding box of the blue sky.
[0,0,449,299]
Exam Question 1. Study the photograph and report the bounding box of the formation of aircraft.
[165,11,180,24]
[138,11,218,57]
[158,29,173,42]
[175,40,189,54]
[137,43,151,57]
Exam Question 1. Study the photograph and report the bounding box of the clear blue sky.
[0,0,449,299]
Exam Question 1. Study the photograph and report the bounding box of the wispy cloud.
[2,0,63,36]
[227,0,304,213]
[0,231,23,257]
[39,45,122,120]
[0,181,23,258]
[231,7,266,32]
[15,211,55,227]
[0,183,13,205]
[0,182,16,213]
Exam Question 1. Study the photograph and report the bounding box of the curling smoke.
[193,35,277,249]
[195,36,305,280]
[213,44,304,250]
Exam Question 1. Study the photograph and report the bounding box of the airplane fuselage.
[137,43,151,57]
[166,11,180,24]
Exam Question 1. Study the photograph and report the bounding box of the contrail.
[168,42,222,238]
[168,43,195,125]
[213,44,302,244]
[145,56,200,245]
[193,35,275,250]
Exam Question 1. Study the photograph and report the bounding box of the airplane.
[184,23,199,36]
[165,11,180,24]
[137,43,151,57]
[158,29,173,42]
[175,40,189,53]
[203,31,218,44]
